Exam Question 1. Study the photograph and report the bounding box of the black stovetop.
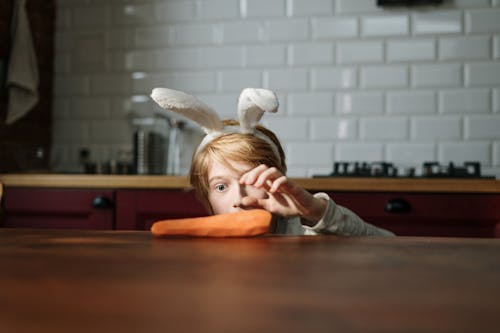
[314,161,495,179]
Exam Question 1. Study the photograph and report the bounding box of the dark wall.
[0,0,55,173]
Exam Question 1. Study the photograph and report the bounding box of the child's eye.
[215,184,227,192]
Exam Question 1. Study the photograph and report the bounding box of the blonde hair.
[189,120,286,205]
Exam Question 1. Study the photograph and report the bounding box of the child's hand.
[238,164,327,225]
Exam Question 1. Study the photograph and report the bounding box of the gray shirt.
[270,192,394,237]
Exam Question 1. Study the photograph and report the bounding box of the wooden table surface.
[1,228,499,333]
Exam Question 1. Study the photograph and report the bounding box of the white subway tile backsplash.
[439,141,491,165]
[360,117,408,140]
[495,89,500,113]
[337,41,383,64]
[361,15,409,37]
[54,77,90,96]
[287,143,334,166]
[288,0,333,16]
[265,68,309,91]
[335,143,384,162]
[55,31,74,52]
[56,8,71,29]
[222,21,262,43]
[285,166,309,177]
[495,36,500,59]
[411,116,462,140]
[262,19,309,41]
[335,0,379,14]
[53,99,71,120]
[312,17,358,39]
[494,141,500,166]
[195,93,238,118]
[218,70,262,92]
[466,62,500,86]
[72,6,110,28]
[52,0,500,175]
[90,120,132,145]
[71,98,111,120]
[465,115,500,139]
[166,71,217,93]
[360,65,408,88]
[386,143,436,166]
[134,27,170,48]
[114,51,153,71]
[246,44,287,67]
[387,91,437,114]
[413,10,462,35]
[244,0,286,18]
[310,118,358,140]
[411,63,462,88]
[311,67,357,90]
[440,89,490,114]
[106,29,134,50]
[197,0,240,20]
[386,39,435,62]
[439,36,491,60]
[263,118,309,140]
[155,1,196,22]
[171,23,217,45]
[113,96,154,119]
[466,9,500,33]
[288,42,334,66]
[337,92,384,114]
[112,4,154,25]
[454,0,490,6]
[54,53,71,74]
[53,120,89,144]
[90,74,132,95]
[288,93,335,116]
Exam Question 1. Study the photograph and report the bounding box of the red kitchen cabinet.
[115,189,206,230]
[1,188,115,229]
[2,186,499,237]
[1,187,206,231]
[323,191,500,238]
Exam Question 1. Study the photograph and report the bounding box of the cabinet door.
[2,188,115,230]
[115,189,207,230]
[324,192,500,238]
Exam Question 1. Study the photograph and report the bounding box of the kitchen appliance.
[132,117,168,175]
[314,161,495,179]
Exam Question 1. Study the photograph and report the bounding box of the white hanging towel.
[6,0,39,125]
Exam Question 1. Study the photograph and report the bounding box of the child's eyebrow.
[208,176,225,184]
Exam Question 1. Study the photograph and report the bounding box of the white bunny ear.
[151,88,223,134]
[238,88,279,134]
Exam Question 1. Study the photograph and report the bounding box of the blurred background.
[1,0,499,177]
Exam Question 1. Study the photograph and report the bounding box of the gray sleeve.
[305,192,395,237]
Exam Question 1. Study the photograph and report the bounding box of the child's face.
[206,158,268,215]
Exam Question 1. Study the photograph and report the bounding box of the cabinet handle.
[92,196,114,209]
[385,198,411,213]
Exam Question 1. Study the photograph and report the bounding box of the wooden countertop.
[1,228,499,333]
[1,173,500,193]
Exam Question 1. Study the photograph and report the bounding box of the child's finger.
[239,164,268,185]
[240,196,261,209]
[253,167,282,188]
[268,175,288,193]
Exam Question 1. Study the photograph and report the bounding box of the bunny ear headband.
[150,87,280,159]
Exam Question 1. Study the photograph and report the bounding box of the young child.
[151,87,394,237]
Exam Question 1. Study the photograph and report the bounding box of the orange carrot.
[151,209,272,237]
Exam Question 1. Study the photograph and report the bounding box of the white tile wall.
[52,0,500,177]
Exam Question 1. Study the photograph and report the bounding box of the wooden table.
[1,228,499,333]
